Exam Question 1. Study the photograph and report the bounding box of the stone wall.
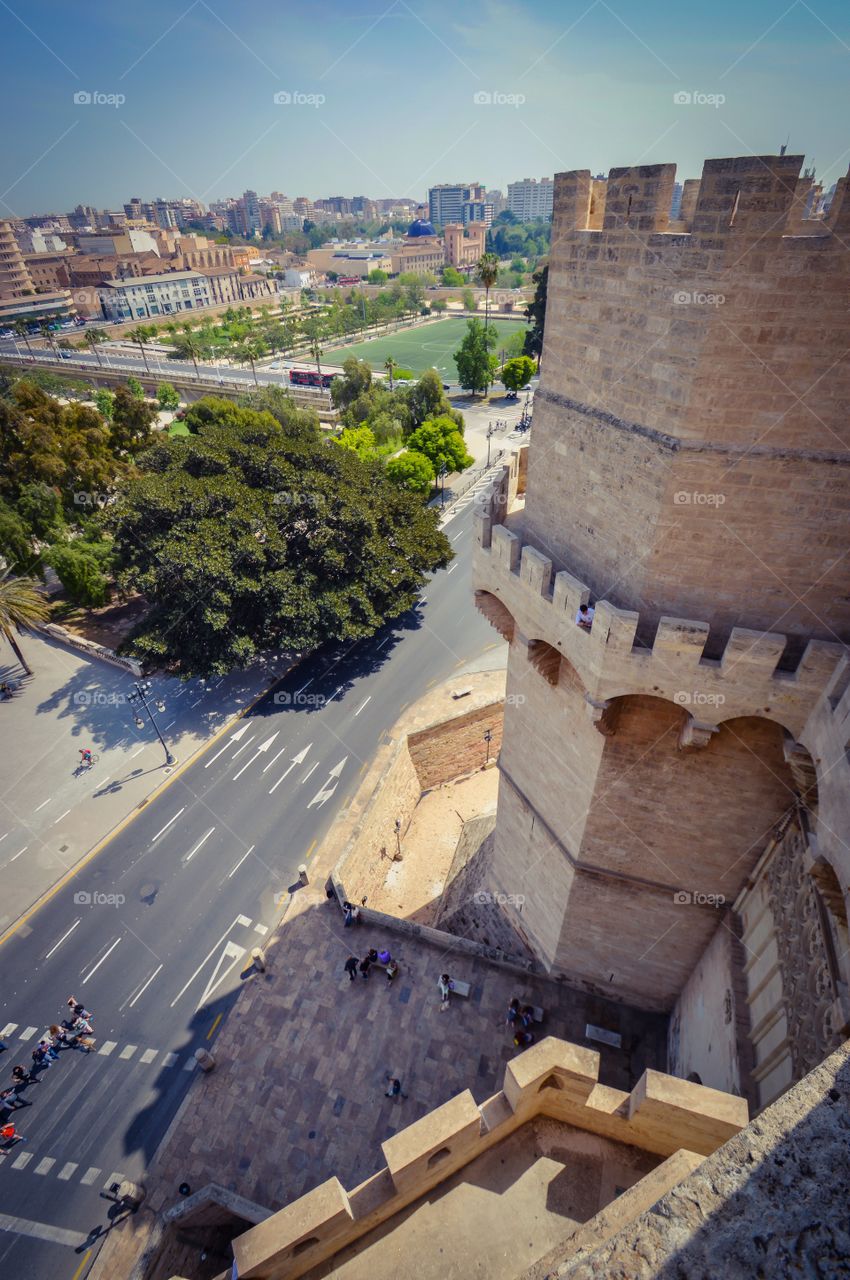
[407,701,503,791]
[552,1039,850,1279]
[230,1036,748,1280]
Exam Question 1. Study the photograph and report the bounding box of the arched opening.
[427,1147,452,1169]
[526,639,561,685]
[474,590,515,643]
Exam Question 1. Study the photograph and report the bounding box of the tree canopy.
[406,416,473,480]
[454,318,498,396]
[523,264,548,366]
[109,397,452,675]
[501,355,536,392]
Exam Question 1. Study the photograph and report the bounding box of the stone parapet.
[474,477,846,739]
[231,1035,747,1280]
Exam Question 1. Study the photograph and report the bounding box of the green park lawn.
[321,315,529,380]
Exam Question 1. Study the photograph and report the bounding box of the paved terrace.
[93,885,666,1275]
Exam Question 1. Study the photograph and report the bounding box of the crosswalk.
[442,471,505,520]
[1,1147,129,1193]
[0,1024,201,1075]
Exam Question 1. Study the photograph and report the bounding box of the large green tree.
[406,416,473,480]
[454,319,498,396]
[523,264,548,368]
[111,385,157,456]
[501,355,536,392]
[110,398,452,675]
[385,450,433,496]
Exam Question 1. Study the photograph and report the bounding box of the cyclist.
[79,748,92,766]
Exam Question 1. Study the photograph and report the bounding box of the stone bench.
[449,980,470,998]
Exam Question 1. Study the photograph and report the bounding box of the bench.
[585,1023,622,1049]
[449,980,470,998]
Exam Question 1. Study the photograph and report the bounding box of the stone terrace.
[142,887,667,1219]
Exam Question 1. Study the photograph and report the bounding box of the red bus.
[289,369,336,390]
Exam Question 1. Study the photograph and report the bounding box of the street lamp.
[128,680,175,766]
[486,422,495,468]
[438,462,447,508]
[394,818,402,859]
[484,728,493,764]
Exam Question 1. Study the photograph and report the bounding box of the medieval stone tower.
[473,155,850,1100]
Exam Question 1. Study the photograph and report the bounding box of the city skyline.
[1,0,849,217]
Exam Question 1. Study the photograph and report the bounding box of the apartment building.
[506,176,554,220]
[100,270,212,320]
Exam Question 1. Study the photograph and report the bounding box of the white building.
[15,228,68,254]
[100,270,212,321]
[283,267,318,289]
[506,177,554,221]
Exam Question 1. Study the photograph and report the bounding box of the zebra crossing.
[0,1023,201,1074]
[442,471,505,521]
[1,1146,129,1194]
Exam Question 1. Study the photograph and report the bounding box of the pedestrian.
[385,1076,408,1101]
[49,1024,70,1050]
[505,998,520,1028]
[0,1089,27,1111]
[38,1036,59,1062]
[575,603,595,631]
[438,973,453,1009]
[513,1029,534,1049]
[385,959,399,984]
[520,1005,535,1029]
[70,1016,95,1052]
[359,953,373,981]
[30,1045,53,1073]
[67,997,92,1022]
[10,1065,33,1087]
[377,947,392,966]
[344,955,359,982]
[343,901,360,927]
[0,1121,26,1145]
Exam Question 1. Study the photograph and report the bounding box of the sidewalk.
[0,633,294,933]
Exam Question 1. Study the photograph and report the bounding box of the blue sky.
[1,0,848,216]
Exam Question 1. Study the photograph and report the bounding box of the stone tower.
[473,156,850,1057]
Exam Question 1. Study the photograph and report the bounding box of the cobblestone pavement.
[144,887,667,1216]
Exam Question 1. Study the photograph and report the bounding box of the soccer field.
[322,315,529,380]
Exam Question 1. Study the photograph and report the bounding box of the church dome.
[407,218,436,238]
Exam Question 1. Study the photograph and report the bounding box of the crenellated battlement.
[473,457,846,740]
[552,154,850,251]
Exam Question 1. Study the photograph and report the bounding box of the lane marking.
[10,847,27,862]
[204,739,234,769]
[53,809,72,825]
[305,839,318,860]
[152,807,185,842]
[82,935,121,983]
[11,1153,32,1170]
[170,915,244,1007]
[80,1167,101,1186]
[130,746,145,759]
[57,1162,78,1181]
[325,685,344,705]
[254,923,269,937]
[236,914,252,927]
[119,1045,137,1060]
[162,1052,178,1068]
[262,745,287,773]
[300,762,318,784]
[447,564,457,574]
[185,827,215,863]
[129,964,163,1008]
[19,1026,38,1041]
[72,1251,93,1280]
[354,696,371,716]
[0,1022,17,1037]
[34,799,52,813]
[295,678,313,695]
[231,734,256,760]
[207,1012,223,1040]
[376,636,390,650]
[140,1048,157,1063]
[98,1041,117,1056]
[34,1157,56,1176]
[104,1171,125,1190]
[183,1057,197,1071]
[227,847,254,879]
[44,918,80,961]
[269,745,311,794]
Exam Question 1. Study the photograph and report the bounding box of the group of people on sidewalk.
[344,947,399,984]
[505,997,536,1048]
[0,998,96,1146]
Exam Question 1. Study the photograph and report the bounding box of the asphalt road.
[0,497,502,1279]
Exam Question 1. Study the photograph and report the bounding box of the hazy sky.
[1,0,848,216]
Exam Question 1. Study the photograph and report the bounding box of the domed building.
[389,216,446,276]
[406,218,437,238]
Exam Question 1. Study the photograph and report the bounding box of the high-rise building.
[462,200,493,226]
[506,177,554,220]
[0,220,34,298]
[428,183,484,226]
[473,155,850,1105]
[486,188,506,216]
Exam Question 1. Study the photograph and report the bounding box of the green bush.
[48,543,110,606]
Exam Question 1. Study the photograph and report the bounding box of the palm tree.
[39,322,58,357]
[384,356,397,392]
[0,570,48,676]
[83,327,106,366]
[13,319,33,358]
[236,337,267,385]
[126,325,152,375]
[174,332,204,377]
[476,252,500,335]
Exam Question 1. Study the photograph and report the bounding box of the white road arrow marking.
[196,941,246,1011]
[230,723,249,741]
[307,782,338,809]
[306,757,348,809]
[205,721,251,767]
[262,745,287,773]
[232,732,279,781]
[269,744,311,795]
